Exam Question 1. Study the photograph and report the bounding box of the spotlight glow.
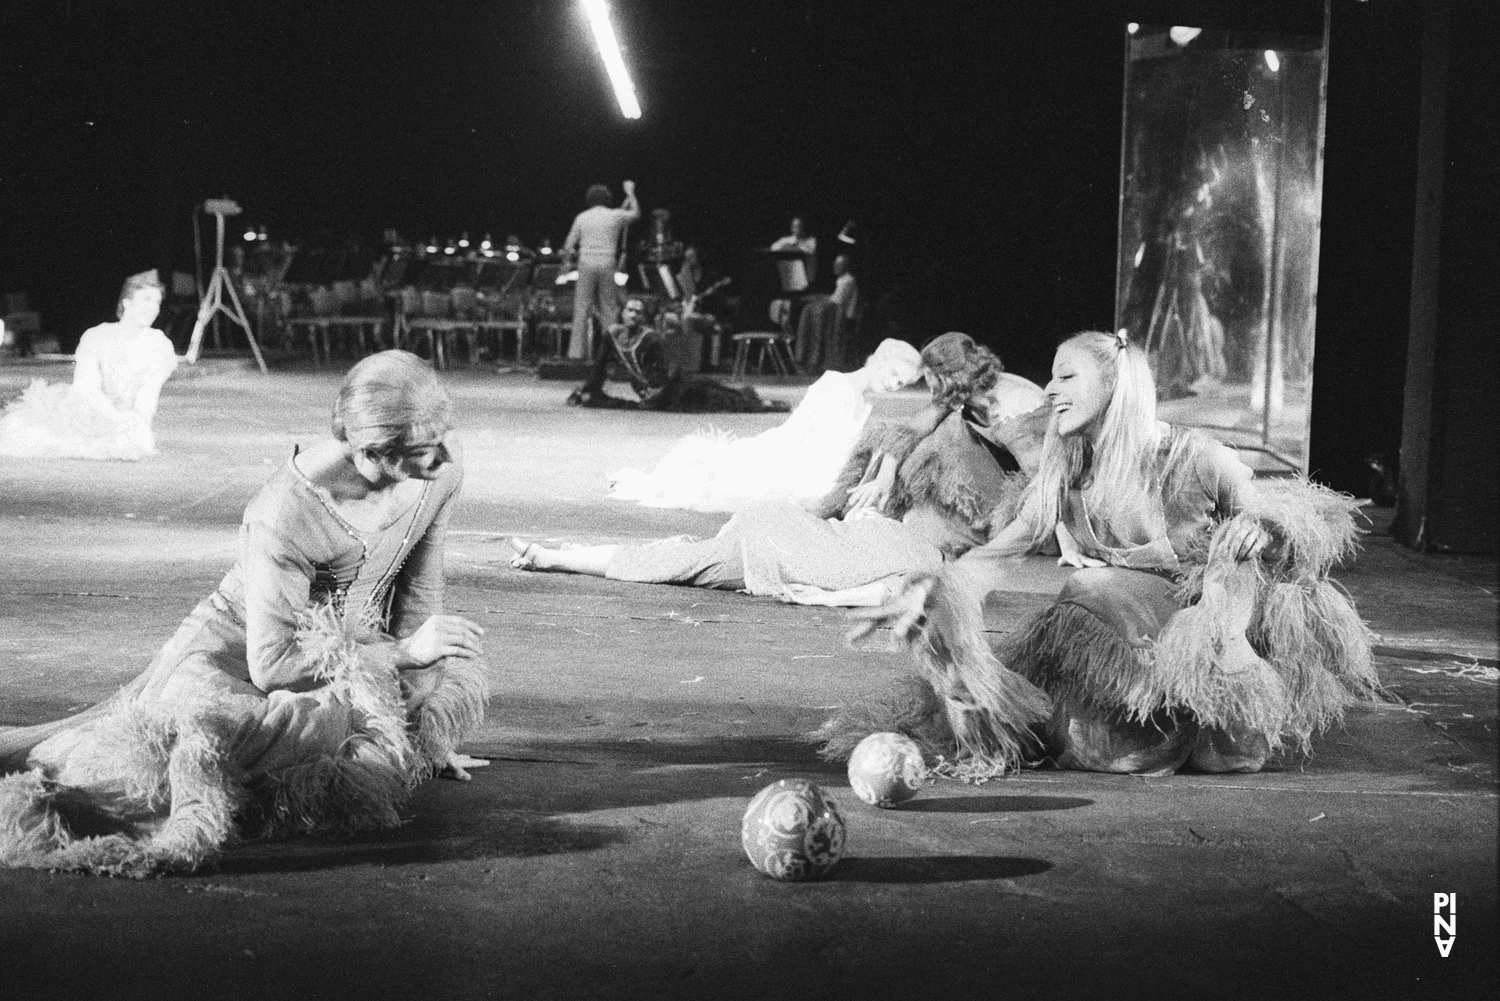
[1127,22,1139,34]
[1169,25,1202,46]
[582,0,642,119]
[1264,50,1280,72]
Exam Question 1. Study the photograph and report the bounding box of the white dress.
[0,322,178,460]
[608,370,872,512]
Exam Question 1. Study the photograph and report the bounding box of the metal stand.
[186,206,267,373]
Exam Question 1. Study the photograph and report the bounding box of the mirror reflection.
[1115,22,1328,473]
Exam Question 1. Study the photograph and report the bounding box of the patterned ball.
[847,732,927,808]
[740,779,846,881]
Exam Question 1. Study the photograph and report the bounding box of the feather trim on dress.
[815,570,1051,781]
[0,605,489,877]
[815,477,1381,772]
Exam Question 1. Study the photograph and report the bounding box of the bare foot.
[509,537,545,570]
[440,751,492,781]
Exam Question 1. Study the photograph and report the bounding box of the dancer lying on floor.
[512,338,1050,606]
[566,297,787,414]
[818,330,1380,779]
[0,350,491,876]
[0,270,178,461]
[606,337,924,512]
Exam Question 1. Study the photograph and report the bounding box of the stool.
[731,331,798,377]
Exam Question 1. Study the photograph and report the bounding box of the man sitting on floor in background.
[567,298,787,414]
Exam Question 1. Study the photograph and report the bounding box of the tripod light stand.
[186,198,267,373]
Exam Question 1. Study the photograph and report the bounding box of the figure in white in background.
[607,338,924,512]
[0,270,178,460]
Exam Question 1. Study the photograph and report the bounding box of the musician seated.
[666,247,733,371]
[795,253,858,373]
[566,298,785,414]
[830,253,858,321]
[676,246,705,305]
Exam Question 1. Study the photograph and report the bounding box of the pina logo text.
[1433,893,1457,957]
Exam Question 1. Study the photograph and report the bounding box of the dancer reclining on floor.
[566,297,788,414]
[605,337,925,512]
[0,351,491,876]
[512,333,1051,607]
[817,330,1380,779]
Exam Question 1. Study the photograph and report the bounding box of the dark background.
[0,1,1446,493]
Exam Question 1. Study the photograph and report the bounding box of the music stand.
[186,198,268,373]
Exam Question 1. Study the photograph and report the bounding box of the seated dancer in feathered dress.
[820,331,1381,779]
[509,335,1052,607]
[0,351,491,876]
[0,270,179,461]
[605,338,924,512]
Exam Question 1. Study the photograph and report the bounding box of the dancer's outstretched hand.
[845,574,939,647]
[398,614,484,668]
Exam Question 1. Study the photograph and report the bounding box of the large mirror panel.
[1116,22,1328,473]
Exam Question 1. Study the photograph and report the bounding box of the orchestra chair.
[402,289,457,370]
[328,279,389,360]
[730,330,799,378]
[289,284,388,365]
[442,286,483,367]
[530,291,574,360]
[475,290,530,362]
[285,285,338,367]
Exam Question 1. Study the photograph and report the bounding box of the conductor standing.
[563,180,640,360]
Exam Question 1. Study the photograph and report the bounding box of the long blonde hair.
[1026,331,1161,545]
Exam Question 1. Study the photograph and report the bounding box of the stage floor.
[1,362,1495,999]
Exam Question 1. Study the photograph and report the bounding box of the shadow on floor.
[213,746,835,875]
[831,855,1053,883]
[216,807,628,875]
[898,794,1093,813]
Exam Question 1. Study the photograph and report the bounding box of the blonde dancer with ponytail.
[821,331,1379,778]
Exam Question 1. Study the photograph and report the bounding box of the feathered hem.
[815,572,1051,781]
[0,379,156,461]
[1007,602,1163,720]
[0,707,242,878]
[0,615,490,877]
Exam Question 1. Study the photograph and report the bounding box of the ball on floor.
[740,778,846,881]
[847,731,927,808]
